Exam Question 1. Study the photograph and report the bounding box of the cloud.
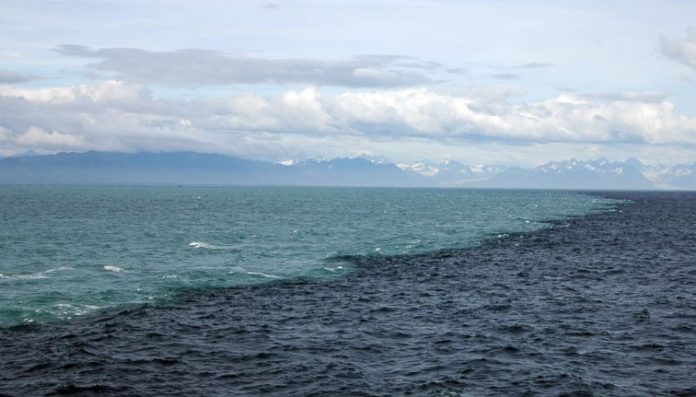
[578,91,668,103]
[0,70,35,84]
[1,80,696,161]
[490,73,520,80]
[328,89,696,145]
[14,127,87,150]
[262,2,280,9]
[515,62,554,69]
[54,45,435,88]
[0,80,143,103]
[660,28,696,69]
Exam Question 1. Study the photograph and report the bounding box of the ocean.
[1,187,695,396]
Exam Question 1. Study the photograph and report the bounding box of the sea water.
[4,190,696,396]
[0,186,617,327]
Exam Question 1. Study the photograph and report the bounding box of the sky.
[1,0,696,166]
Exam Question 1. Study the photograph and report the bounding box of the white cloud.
[0,80,142,103]
[15,127,87,150]
[327,89,696,144]
[1,80,696,164]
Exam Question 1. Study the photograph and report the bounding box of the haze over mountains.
[2,151,696,190]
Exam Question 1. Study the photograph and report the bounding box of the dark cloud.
[490,73,520,80]
[445,67,468,75]
[55,45,435,88]
[515,62,554,69]
[580,91,668,103]
[660,29,696,69]
[262,2,280,9]
[0,70,35,84]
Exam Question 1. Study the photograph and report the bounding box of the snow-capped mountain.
[534,158,623,174]
[397,160,507,186]
[656,162,696,189]
[399,157,656,189]
[481,158,654,190]
[4,152,696,190]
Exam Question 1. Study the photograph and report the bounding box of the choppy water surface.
[0,187,613,326]
[2,189,695,396]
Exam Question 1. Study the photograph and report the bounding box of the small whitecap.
[245,271,281,279]
[104,265,124,272]
[4,266,75,280]
[322,265,345,272]
[0,267,69,280]
[191,241,237,250]
[190,241,214,249]
[45,267,73,274]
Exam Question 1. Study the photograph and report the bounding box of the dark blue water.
[1,191,695,396]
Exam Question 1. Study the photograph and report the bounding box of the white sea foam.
[54,303,102,316]
[0,272,47,280]
[245,271,281,279]
[0,267,73,280]
[230,269,281,279]
[189,241,236,250]
[104,265,124,272]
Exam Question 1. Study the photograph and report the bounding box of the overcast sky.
[1,0,696,165]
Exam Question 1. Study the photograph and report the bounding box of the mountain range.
[2,151,696,190]
[0,151,425,187]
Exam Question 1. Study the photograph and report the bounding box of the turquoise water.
[0,186,617,326]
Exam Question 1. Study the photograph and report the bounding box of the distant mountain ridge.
[654,162,696,189]
[2,151,696,189]
[478,158,654,190]
[0,151,427,187]
[397,160,507,186]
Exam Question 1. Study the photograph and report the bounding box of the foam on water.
[243,271,282,279]
[0,266,73,280]
[189,241,237,250]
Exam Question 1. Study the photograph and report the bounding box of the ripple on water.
[1,192,695,396]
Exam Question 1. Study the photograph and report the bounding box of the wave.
[103,265,124,272]
[321,265,345,272]
[245,271,282,279]
[54,303,102,316]
[229,268,282,279]
[189,241,237,250]
[0,266,73,280]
